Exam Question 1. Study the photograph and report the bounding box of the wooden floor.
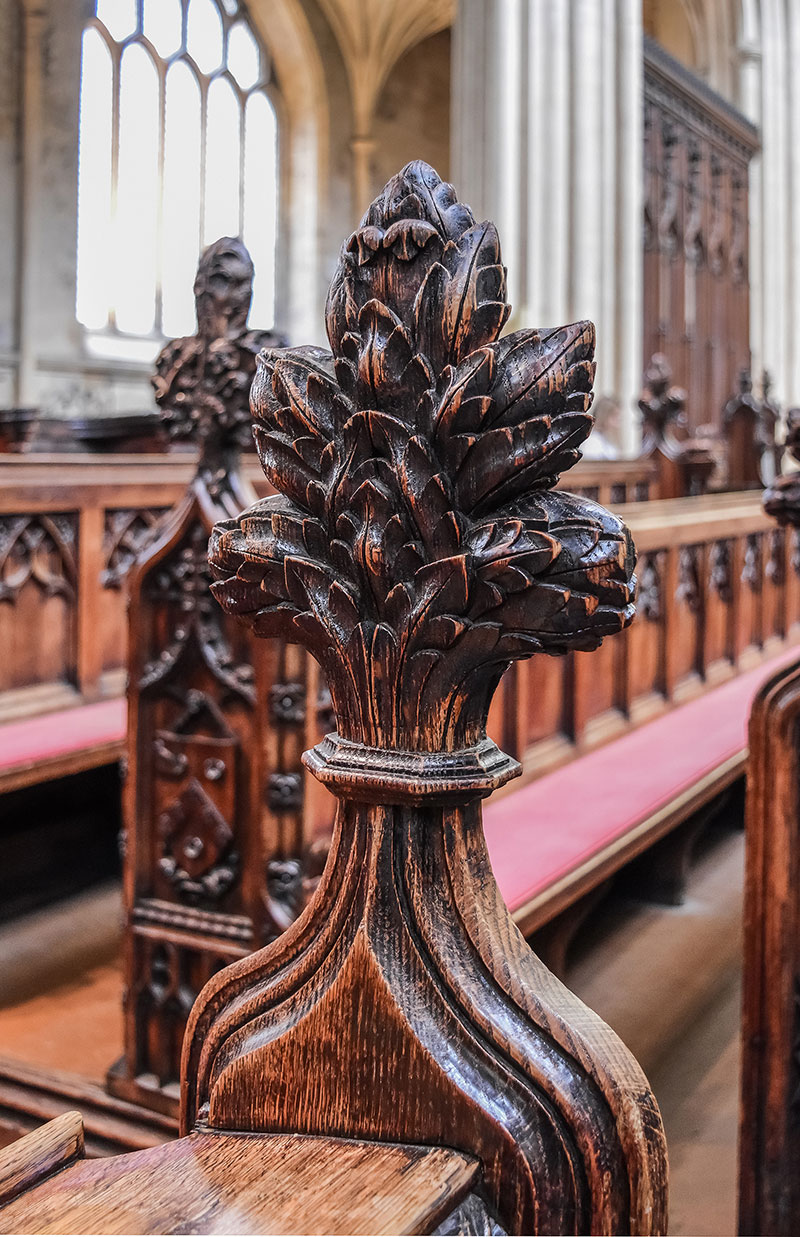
[0,831,745,1235]
[0,884,122,1080]
[571,825,744,1236]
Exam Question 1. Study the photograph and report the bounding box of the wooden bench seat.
[0,1112,478,1236]
[487,645,800,936]
[0,699,126,794]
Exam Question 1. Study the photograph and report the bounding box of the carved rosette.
[192,163,664,1235]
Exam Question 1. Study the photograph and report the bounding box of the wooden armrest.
[0,1125,479,1236]
[0,1111,84,1207]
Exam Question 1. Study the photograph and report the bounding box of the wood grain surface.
[739,433,800,1234]
[0,1110,83,1207]
[0,1129,477,1235]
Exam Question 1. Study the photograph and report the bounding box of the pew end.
[0,162,668,1235]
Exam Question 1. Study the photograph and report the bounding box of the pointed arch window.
[76,0,278,360]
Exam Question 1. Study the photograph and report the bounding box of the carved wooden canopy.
[189,163,665,1236]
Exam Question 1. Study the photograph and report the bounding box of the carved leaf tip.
[211,163,636,748]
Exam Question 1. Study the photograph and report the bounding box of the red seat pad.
[485,647,800,915]
[0,698,126,772]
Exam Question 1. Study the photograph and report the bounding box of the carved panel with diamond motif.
[108,239,326,1118]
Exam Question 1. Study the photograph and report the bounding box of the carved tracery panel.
[643,39,757,432]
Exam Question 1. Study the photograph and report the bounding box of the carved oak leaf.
[210,162,635,750]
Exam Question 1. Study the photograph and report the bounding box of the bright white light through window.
[76,0,278,347]
[76,29,112,331]
[143,0,182,59]
[244,93,278,327]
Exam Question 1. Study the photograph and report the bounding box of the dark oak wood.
[638,353,715,497]
[0,409,37,454]
[0,1057,175,1158]
[0,453,271,730]
[0,162,667,1236]
[0,1110,84,1207]
[568,458,657,506]
[739,409,800,1235]
[642,39,758,433]
[107,238,321,1117]
[499,486,800,805]
[199,159,667,1234]
[723,368,767,491]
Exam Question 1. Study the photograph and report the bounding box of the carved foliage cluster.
[709,539,733,603]
[152,237,284,456]
[764,408,800,530]
[211,162,636,750]
[0,514,77,604]
[676,544,701,612]
[639,353,687,443]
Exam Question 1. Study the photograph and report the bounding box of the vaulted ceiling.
[316,0,454,134]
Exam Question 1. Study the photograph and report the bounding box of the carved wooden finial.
[639,353,715,496]
[187,163,665,1235]
[212,164,635,757]
[638,352,687,448]
[108,237,311,1115]
[151,237,284,479]
[723,365,766,490]
[764,407,800,527]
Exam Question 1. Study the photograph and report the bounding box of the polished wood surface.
[738,424,800,1234]
[739,655,800,1235]
[0,1110,83,1207]
[0,1124,478,1236]
[723,369,768,491]
[569,458,657,505]
[637,353,715,498]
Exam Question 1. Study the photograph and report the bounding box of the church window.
[76,0,278,359]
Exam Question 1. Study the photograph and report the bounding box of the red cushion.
[0,698,126,772]
[486,647,800,914]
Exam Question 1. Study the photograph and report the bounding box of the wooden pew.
[568,456,657,504]
[0,408,37,453]
[494,489,800,780]
[739,436,800,1235]
[0,242,326,1138]
[0,158,667,1237]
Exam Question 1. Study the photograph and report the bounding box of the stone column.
[452,0,644,453]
